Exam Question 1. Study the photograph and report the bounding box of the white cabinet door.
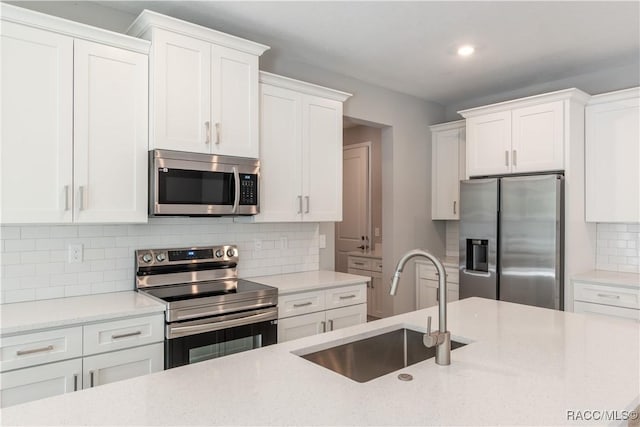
[586,95,640,222]
[0,358,81,408]
[326,304,367,331]
[302,95,343,222]
[151,28,211,153]
[211,45,259,158]
[574,301,640,322]
[371,275,385,319]
[417,279,438,309]
[432,128,462,219]
[511,101,564,173]
[82,343,163,388]
[466,111,511,177]
[256,83,303,222]
[1,22,74,223]
[73,40,149,223]
[277,311,326,343]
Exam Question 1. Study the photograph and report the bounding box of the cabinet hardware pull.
[111,331,142,340]
[505,150,509,167]
[354,262,365,266]
[328,319,334,331]
[205,121,210,144]
[305,196,310,214]
[297,195,302,214]
[453,201,457,215]
[215,122,220,145]
[73,374,78,391]
[321,321,326,333]
[512,149,517,167]
[64,185,70,211]
[78,186,87,211]
[293,302,312,308]
[90,371,95,387]
[16,345,54,356]
[596,293,620,299]
[339,294,356,300]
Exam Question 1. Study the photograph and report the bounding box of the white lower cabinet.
[347,256,386,318]
[277,284,367,343]
[0,314,164,408]
[573,281,640,322]
[415,261,459,310]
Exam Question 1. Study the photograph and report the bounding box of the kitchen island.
[1,297,638,426]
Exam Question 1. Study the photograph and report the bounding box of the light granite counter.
[248,270,371,295]
[573,270,640,289]
[2,297,638,426]
[0,291,166,336]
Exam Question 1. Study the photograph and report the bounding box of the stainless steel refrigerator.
[459,174,564,310]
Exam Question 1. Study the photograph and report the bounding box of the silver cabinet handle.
[328,319,334,331]
[339,294,357,300]
[90,371,95,387]
[111,331,142,340]
[78,186,87,211]
[596,293,621,299]
[305,196,310,213]
[297,195,303,214]
[16,345,54,356]
[453,201,457,215]
[215,122,220,145]
[231,166,240,214]
[320,321,326,333]
[64,185,70,211]
[512,149,517,166]
[354,262,366,266]
[205,121,211,144]
[505,150,509,167]
[293,302,312,308]
[73,374,78,391]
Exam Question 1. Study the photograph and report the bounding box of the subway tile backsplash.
[0,219,319,304]
[595,223,640,273]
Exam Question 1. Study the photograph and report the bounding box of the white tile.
[617,232,633,241]
[78,271,104,284]
[4,239,36,252]
[84,248,105,261]
[50,273,79,287]
[104,247,129,259]
[0,277,23,290]
[78,226,104,237]
[90,259,115,272]
[21,251,50,264]
[36,263,65,275]
[51,226,78,238]
[1,253,21,265]
[64,262,92,273]
[49,250,67,262]
[89,237,116,249]
[0,227,21,239]
[36,238,65,250]
[2,264,36,278]
[4,288,36,303]
[20,226,52,239]
[618,264,639,273]
[35,286,65,300]
[91,282,116,294]
[102,225,128,236]
[64,284,91,297]
[628,224,640,232]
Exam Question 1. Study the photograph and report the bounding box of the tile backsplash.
[445,221,459,258]
[595,223,640,273]
[0,219,319,304]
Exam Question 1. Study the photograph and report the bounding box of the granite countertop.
[573,269,640,289]
[2,297,638,426]
[0,291,166,336]
[248,270,371,295]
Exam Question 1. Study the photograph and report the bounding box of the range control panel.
[135,245,238,267]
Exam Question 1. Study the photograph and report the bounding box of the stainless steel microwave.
[149,149,259,216]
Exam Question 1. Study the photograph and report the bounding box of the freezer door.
[499,174,563,310]
[459,179,498,300]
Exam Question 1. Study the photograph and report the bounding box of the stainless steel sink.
[299,328,467,383]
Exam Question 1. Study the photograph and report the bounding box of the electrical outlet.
[68,244,83,263]
[319,234,326,249]
[254,239,262,251]
[280,236,288,249]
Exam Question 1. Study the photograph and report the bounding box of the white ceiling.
[93,1,639,106]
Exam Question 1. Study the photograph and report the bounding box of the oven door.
[165,307,277,369]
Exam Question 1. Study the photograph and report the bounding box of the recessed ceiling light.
[457,45,475,57]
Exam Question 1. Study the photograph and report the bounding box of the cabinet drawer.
[83,314,164,356]
[348,257,371,270]
[372,260,383,273]
[1,327,83,373]
[82,343,164,388]
[278,290,325,319]
[574,301,640,322]
[417,263,459,284]
[325,284,367,310]
[574,282,640,310]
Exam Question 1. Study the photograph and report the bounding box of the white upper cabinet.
[431,121,465,220]
[255,72,351,223]
[585,88,640,223]
[460,89,589,178]
[0,4,150,224]
[127,10,268,158]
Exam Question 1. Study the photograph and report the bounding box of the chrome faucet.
[390,249,451,365]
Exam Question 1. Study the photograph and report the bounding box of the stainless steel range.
[135,245,278,369]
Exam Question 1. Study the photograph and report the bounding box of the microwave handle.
[232,166,240,214]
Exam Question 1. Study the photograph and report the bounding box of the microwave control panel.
[239,174,258,205]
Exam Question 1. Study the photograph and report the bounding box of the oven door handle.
[168,309,277,339]
[231,166,240,214]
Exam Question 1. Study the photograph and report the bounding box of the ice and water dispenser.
[465,239,489,272]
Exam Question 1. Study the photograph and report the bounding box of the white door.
[277,311,326,343]
[73,40,149,223]
[256,83,303,222]
[466,111,511,177]
[511,101,564,173]
[0,358,81,408]
[326,304,367,331]
[1,22,73,223]
[302,95,343,222]
[211,45,259,158]
[335,145,369,272]
[151,28,211,153]
[82,343,163,388]
[432,129,460,219]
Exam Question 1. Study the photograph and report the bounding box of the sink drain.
[397,373,413,381]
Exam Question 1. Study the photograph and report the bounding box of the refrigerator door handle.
[462,268,491,278]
